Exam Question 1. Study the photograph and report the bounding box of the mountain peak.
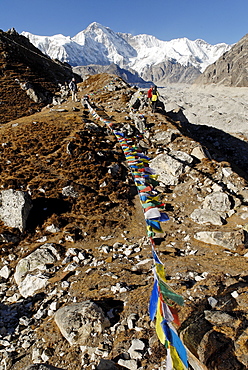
[86,21,108,31]
[21,24,232,84]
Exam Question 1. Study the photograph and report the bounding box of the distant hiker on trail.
[151,85,159,113]
[69,78,78,102]
[147,85,153,105]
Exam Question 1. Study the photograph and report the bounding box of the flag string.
[83,96,188,370]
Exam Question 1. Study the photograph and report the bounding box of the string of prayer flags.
[84,98,188,370]
[149,247,188,370]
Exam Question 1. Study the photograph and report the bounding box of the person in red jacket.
[147,85,153,105]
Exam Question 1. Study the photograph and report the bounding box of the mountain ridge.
[194,33,248,87]
[0,28,81,123]
[21,22,231,85]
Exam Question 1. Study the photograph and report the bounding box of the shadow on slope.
[26,197,72,231]
[166,109,248,183]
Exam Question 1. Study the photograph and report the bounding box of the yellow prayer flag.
[155,263,167,282]
[155,300,165,344]
[170,345,188,370]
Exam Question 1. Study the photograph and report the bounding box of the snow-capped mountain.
[22,22,231,84]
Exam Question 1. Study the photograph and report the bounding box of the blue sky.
[1,0,247,45]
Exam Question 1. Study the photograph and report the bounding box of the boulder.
[202,191,232,213]
[20,81,48,103]
[14,243,60,285]
[194,230,244,250]
[0,265,11,279]
[128,339,145,360]
[18,273,50,298]
[54,301,110,346]
[117,359,137,370]
[149,150,193,185]
[182,316,243,370]
[190,208,224,226]
[191,146,211,160]
[14,243,61,297]
[204,310,240,328]
[151,129,179,145]
[0,189,33,232]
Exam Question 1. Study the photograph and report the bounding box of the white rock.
[32,347,42,362]
[231,291,239,298]
[128,339,145,360]
[118,359,138,370]
[135,258,152,266]
[45,224,60,233]
[124,248,132,256]
[65,235,75,242]
[0,265,11,279]
[18,273,49,298]
[194,230,243,250]
[0,189,32,232]
[202,191,232,212]
[101,245,111,253]
[191,146,209,160]
[240,212,248,220]
[195,275,204,282]
[36,236,48,242]
[63,262,79,271]
[190,208,224,225]
[50,301,58,311]
[61,281,70,288]
[14,243,60,286]
[41,351,50,362]
[54,301,110,346]
[222,167,232,177]
[6,293,21,303]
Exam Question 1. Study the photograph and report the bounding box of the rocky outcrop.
[0,189,32,231]
[140,59,201,85]
[73,60,201,86]
[194,33,248,86]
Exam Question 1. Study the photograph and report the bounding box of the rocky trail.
[0,72,247,370]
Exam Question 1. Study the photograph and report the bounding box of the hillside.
[0,71,247,370]
[194,33,248,87]
[0,28,81,124]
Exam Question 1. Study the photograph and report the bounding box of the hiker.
[69,78,78,102]
[151,85,159,113]
[147,85,153,105]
